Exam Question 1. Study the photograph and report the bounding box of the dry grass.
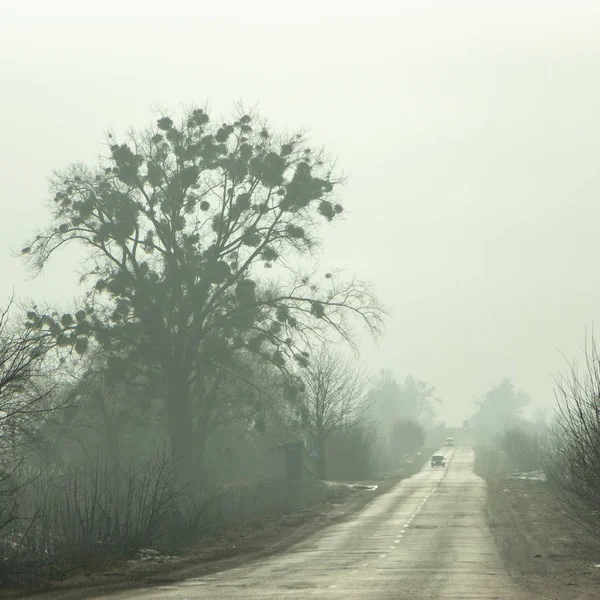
[2,456,431,599]
[475,446,600,599]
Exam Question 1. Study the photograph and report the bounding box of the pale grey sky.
[2,1,600,424]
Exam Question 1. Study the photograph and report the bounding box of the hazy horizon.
[3,1,600,425]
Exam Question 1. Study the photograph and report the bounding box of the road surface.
[93,448,532,599]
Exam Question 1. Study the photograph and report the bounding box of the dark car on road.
[431,454,446,468]
[445,437,455,447]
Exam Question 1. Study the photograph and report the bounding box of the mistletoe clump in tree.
[23,107,382,483]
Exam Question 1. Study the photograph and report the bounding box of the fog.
[4,3,600,595]
[3,0,600,428]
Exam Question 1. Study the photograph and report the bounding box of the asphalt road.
[94,448,532,599]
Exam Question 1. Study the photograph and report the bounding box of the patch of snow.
[129,548,181,563]
[322,482,378,491]
[507,471,546,482]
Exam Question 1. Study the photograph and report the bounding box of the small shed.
[263,442,304,481]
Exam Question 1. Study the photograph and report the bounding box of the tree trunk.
[316,436,327,480]
[165,373,198,487]
[190,372,225,485]
[193,415,210,484]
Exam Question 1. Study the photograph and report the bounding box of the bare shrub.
[546,337,600,545]
[1,454,345,584]
[5,447,185,572]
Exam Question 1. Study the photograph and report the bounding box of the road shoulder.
[474,447,600,599]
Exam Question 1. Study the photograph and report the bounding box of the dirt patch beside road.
[474,447,600,599]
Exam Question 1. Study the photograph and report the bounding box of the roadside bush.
[546,338,600,546]
[388,419,425,465]
[498,425,544,472]
[326,422,379,481]
[1,449,184,575]
[473,445,504,479]
[0,449,356,587]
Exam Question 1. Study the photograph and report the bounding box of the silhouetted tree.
[0,300,58,537]
[291,347,371,479]
[389,419,425,460]
[22,107,382,484]
[369,370,439,430]
[37,350,160,483]
[0,300,59,449]
[471,378,530,438]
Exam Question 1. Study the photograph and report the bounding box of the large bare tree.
[22,107,383,484]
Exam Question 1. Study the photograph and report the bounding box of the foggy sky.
[2,1,600,425]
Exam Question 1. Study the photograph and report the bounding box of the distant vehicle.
[445,437,455,447]
[431,454,446,468]
[463,419,470,430]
